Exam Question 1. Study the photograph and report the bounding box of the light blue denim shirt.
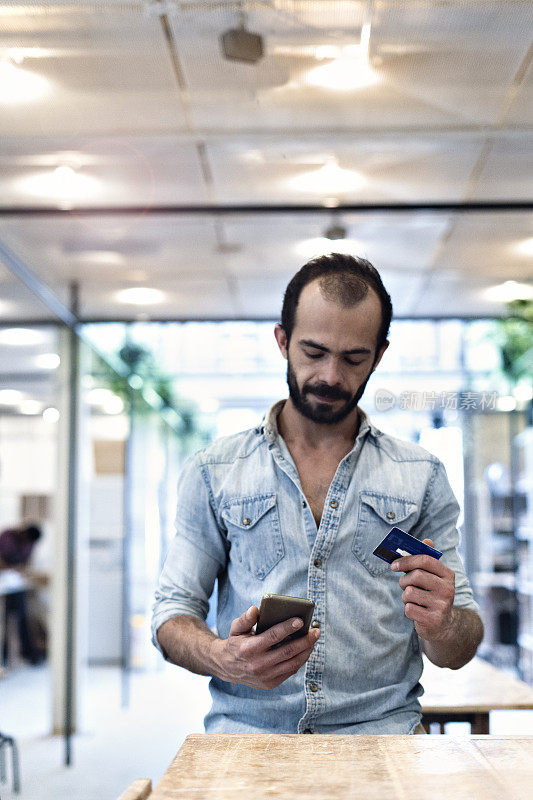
[152,400,479,735]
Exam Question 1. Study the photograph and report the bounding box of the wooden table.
[421,655,533,733]
[147,734,533,800]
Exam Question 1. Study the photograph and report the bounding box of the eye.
[305,351,323,360]
[344,358,363,366]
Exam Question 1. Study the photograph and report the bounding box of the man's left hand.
[391,538,455,641]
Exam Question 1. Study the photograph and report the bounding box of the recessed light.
[0,57,50,102]
[285,158,366,194]
[0,328,46,346]
[17,165,100,202]
[496,396,517,412]
[304,45,379,91]
[115,287,166,305]
[19,400,43,415]
[43,407,60,423]
[0,389,25,405]
[482,281,533,302]
[35,353,60,370]
[514,238,533,257]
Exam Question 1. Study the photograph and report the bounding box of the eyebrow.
[299,339,372,356]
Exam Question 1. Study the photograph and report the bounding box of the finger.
[260,629,320,671]
[263,638,318,683]
[422,538,435,548]
[391,552,449,577]
[254,617,305,651]
[398,568,442,591]
[229,606,259,637]
[402,585,431,608]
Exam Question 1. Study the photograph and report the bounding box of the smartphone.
[256,593,315,647]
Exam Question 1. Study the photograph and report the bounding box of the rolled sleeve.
[411,460,479,614]
[151,455,227,656]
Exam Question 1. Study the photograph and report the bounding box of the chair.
[116,778,152,800]
[0,731,20,795]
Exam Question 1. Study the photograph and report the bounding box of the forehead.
[293,279,382,351]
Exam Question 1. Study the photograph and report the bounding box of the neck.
[277,397,361,450]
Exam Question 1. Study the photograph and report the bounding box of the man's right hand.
[211,605,320,690]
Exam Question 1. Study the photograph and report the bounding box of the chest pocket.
[352,492,419,577]
[221,493,285,581]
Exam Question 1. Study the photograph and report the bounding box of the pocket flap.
[221,494,277,530]
[360,492,418,525]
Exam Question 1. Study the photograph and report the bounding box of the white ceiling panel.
[0,6,187,136]
[0,136,208,208]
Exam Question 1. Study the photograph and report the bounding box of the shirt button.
[386,511,395,519]
[309,683,318,693]
[243,518,251,526]
[302,500,307,508]
[303,729,313,734]
[311,621,320,628]
[329,500,338,509]
[314,558,322,568]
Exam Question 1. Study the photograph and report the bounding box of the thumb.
[422,538,435,548]
[229,605,259,637]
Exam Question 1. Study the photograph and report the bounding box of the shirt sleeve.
[410,459,480,614]
[151,454,228,657]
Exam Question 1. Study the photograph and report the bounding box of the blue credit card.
[373,527,442,564]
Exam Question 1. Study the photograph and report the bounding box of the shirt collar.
[259,399,381,449]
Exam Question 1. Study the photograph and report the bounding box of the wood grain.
[150,735,533,800]
[116,778,152,800]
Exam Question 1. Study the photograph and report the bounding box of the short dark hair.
[22,525,42,542]
[280,253,393,353]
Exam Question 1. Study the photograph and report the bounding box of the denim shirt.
[152,400,479,735]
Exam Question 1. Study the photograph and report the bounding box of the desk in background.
[421,655,533,733]
[145,734,532,800]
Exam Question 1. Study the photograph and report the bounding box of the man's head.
[275,253,392,425]
[21,524,42,543]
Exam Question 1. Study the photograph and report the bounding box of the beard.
[286,358,374,425]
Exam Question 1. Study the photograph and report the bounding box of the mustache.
[303,383,351,401]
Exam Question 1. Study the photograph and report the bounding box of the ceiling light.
[482,281,533,303]
[103,395,124,415]
[514,238,533,256]
[115,287,166,305]
[304,45,379,91]
[285,158,366,194]
[221,15,264,64]
[79,251,126,266]
[496,396,517,412]
[294,237,363,260]
[0,56,50,103]
[17,165,100,203]
[43,407,60,423]
[19,400,43,415]
[34,353,60,370]
[0,328,47,346]
[513,384,533,403]
[0,390,25,405]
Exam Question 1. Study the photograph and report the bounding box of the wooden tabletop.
[421,655,533,713]
[150,734,533,800]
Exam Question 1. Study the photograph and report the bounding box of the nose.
[319,356,343,387]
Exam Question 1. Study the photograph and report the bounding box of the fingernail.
[292,618,303,629]
[391,562,399,571]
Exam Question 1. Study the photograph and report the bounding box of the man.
[0,524,44,665]
[152,254,483,734]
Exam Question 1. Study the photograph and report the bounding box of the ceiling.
[0,0,532,324]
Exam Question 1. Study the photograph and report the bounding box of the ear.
[371,340,389,372]
[274,324,289,360]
